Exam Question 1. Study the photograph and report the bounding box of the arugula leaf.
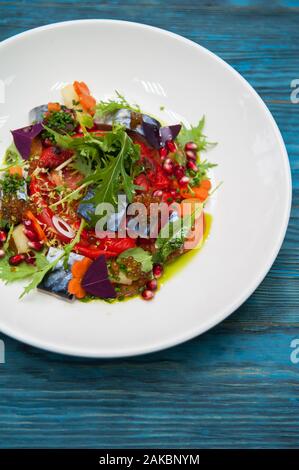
[19,259,55,299]
[71,154,93,176]
[43,125,140,211]
[83,127,140,207]
[117,247,153,273]
[0,251,49,284]
[176,116,216,151]
[154,203,203,263]
[95,91,140,119]
[41,125,75,149]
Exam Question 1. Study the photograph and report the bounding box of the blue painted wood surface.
[0,0,299,449]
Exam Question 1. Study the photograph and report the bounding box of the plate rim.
[0,19,292,358]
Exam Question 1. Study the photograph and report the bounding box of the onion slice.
[52,215,75,239]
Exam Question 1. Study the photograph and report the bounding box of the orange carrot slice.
[71,257,92,279]
[48,102,61,112]
[73,81,96,115]
[9,166,23,177]
[201,179,212,190]
[68,278,86,299]
[25,210,47,241]
[194,187,209,201]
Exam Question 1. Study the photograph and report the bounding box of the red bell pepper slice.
[74,244,117,259]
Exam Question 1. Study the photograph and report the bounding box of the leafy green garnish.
[117,247,153,273]
[176,116,216,151]
[95,91,140,119]
[42,125,75,148]
[189,160,217,187]
[0,251,49,284]
[72,153,94,176]
[44,125,140,212]
[85,129,139,207]
[154,203,203,263]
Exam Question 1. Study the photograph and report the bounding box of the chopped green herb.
[0,173,25,195]
[42,109,77,142]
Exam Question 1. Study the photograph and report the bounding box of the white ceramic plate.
[0,20,291,357]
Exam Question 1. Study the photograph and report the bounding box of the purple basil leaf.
[142,121,162,149]
[160,124,182,146]
[143,122,182,149]
[82,255,116,299]
[11,123,43,160]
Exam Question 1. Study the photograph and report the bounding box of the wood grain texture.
[0,0,299,449]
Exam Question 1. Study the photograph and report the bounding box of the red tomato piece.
[39,146,73,169]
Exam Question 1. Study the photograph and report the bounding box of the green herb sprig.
[176,116,216,151]
[95,91,141,119]
[0,173,25,195]
[44,125,140,211]
[154,203,203,263]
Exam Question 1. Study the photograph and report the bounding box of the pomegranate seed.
[187,160,198,172]
[0,230,7,243]
[0,249,5,259]
[141,289,155,301]
[23,219,33,229]
[166,140,176,152]
[153,189,163,198]
[153,263,163,279]
[9,254,26,266]
[43,138,53,147]
[159,147,168,159]
[28,241,44,252]
[163,158,174,175]
[185,150,197,161]
[174,165,185,180]
[179,176,190,187]
[185,141,198,151]
[23,228,39,242]
[25,251,36,265]
[146,279,158,291]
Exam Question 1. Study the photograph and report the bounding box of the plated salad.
[0,81,216,302]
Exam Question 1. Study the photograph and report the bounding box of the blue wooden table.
[0,0,298,449]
